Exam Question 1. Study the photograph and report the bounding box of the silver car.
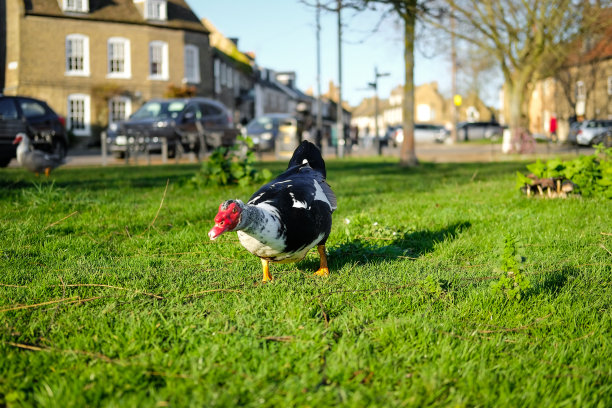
[572,120,612,146]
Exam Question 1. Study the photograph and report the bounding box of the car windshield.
[130,101,186,120]
[247,116,277,133]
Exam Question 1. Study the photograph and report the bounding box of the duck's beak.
[13,135,23,145]
[208,224,229,240]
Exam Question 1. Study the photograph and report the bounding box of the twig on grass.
[0,283,28,288]
[476,312,553,334]
[58,284,164,300]
[261,336,294,342]
[0,296,79,313]
[5,341,120,364]
[184,289,243,298]
[0,296,105,313]
[311,283,419,301]
[317,298,329,328]
[601,232,612,236]
[44,211,79,230]
[141,178,169,236]
[569,331,595,342]
[600,244,612,256]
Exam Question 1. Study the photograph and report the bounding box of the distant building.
[3,0,212,144]
[351,81,495,139]
[201,18,254,125]
[527,10,612,141]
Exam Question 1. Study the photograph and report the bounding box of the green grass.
[1,158,611,407]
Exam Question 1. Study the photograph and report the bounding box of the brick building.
[2,0,212,144]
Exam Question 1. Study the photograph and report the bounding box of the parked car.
[244,113,300,152]
[569,119,612,146]
[456,121,504,141]
[0,95,68,167]
[107,97,238,158]
[391,123,449,146]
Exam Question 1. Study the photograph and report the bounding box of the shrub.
[516,144,611,198]
[192,136,272,187]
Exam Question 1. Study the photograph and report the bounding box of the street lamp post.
[368,66,390,156]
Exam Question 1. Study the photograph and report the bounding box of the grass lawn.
[1,157,611,407]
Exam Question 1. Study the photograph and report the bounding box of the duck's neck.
[236,203,282,236]
[16,140,30,163]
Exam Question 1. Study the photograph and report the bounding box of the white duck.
[13,133,64,177]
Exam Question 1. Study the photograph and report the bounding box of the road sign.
[454,94,462,107]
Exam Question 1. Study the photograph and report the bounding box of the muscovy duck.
[209,141,337,282]
[13,133,64,177]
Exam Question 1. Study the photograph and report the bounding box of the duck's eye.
[220,221,225,225]
[232,207,237,214]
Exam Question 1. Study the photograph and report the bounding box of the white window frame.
[144,0,167,21]
[607,76,612,96]
[416,104,432,122]
[62,0,89,13]
[149,41,169,80]
[108,96,132,125]
[227,66,233,88]
[107,37,131,79]
[576,80,586,100]
[214,59,221,94]
[67,94,91,136]
[183,45,200,84]
[65,34,90,76]
[234,71,240,97]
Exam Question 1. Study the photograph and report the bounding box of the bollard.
[162,138,168,164]
[101,131,108,166]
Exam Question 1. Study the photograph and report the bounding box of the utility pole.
[336,0,344,158]
[450,9,458,144]
[368,66,390,155]
[315,0,323,150]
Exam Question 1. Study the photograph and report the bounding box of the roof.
[24,0,209,34]
[201,18,253,73]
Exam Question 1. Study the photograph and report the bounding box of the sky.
[192,0,454,108]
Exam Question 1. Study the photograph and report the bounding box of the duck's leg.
[314,245,329,277]
[44,167,51,177]
[261,258,273,282]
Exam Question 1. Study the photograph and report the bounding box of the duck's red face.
[13,135,23,145]
[208,200,242,240]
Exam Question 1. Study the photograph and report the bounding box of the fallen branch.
[600,244,612,257]
[317,298,329,328]
[261,336,294,342]
[184,289,243,298]
[141,179,169,235]
[44,211,79,230]
[59,284,163,300]
[5,341,119,364]
[477,312,553,334]
[311,283,419,301]
[0,296,79,313]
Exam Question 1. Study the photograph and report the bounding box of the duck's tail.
[287,140,327,178]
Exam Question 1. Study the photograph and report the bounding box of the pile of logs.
[521,175,577,198]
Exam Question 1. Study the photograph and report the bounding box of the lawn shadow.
[525,266,578,299]
[299,221,471,271]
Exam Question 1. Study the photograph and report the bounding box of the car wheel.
[0,157,12,168]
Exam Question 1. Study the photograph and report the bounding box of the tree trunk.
[399,0,418,167]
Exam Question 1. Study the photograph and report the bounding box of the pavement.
[6,140,593,168]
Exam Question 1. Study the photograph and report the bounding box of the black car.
[0,95,68,167]
[107,97,238,158]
